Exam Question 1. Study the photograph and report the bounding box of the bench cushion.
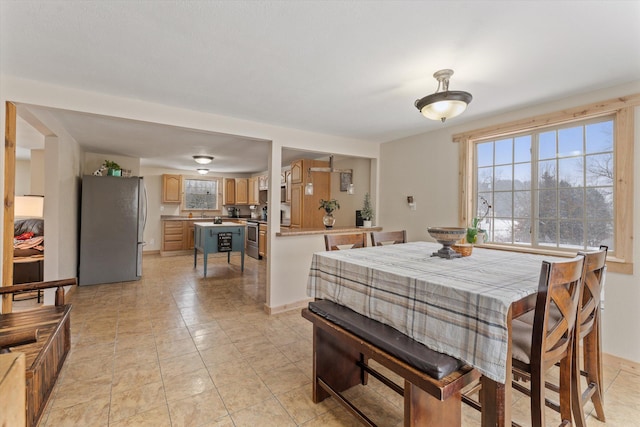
[308,300,463,380]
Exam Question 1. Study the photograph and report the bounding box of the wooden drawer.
[163,221,185,251]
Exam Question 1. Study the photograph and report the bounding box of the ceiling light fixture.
[193,155,214,164]
[305,155,354,196]
[197,168,209,175]
[414,69,472,122]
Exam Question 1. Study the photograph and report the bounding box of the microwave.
[280,185,286,203]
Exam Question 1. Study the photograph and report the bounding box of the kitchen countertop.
[192,222,243,227]
[161,215,249,221]
[276,225,382,237]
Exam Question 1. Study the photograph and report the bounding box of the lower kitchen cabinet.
[259,224,267,258]
[162,220,196,253]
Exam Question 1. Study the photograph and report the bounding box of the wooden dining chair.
[324,233,367,251]
[510,255,584,427]
[370,230,406,246]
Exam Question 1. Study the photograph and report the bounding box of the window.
[454,95,637,274]
[475,117,614,250]
[183,177,220,210]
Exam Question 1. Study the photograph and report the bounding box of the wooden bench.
[302,300,480,427]
[0,278,76,427]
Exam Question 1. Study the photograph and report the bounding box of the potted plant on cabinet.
[361,193,374,227]
[104,160,122,176]
[319,199,340,229]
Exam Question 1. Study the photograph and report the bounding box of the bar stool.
[571,246,607,427]
[510,255,584,427]
[514,247,608,427]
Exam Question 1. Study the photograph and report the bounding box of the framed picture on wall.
[340,172,352,192]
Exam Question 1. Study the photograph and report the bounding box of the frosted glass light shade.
[419,98,469,121]
[305,182,314,195]
[193,155,214,164]
[197,168,209,175]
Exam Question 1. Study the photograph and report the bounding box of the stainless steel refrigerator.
[79,175,147,285]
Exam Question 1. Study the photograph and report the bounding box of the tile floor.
[31,252,639,426]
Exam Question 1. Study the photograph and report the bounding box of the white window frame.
[453,94,638,274]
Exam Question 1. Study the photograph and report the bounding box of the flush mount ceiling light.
[414,69,472,122]
[197,168,209,175]
[193,155,214,164]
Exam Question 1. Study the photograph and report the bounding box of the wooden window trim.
[454,94,638,274]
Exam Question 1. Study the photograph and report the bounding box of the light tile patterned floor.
[34,252,639,426]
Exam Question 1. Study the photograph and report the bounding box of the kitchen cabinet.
[248,177,259,205]
[258,175,269,191]
[290,160,304,184]
[185,221,195,250]
[162,221,185,251]
[285,170,291,203]
[162,220,197,253]
[236,178,249,204]
[225,178,236,205]
[289,159,330,228]
[290,184,302,228]
[162,174,182,204]
[259,223,267,258]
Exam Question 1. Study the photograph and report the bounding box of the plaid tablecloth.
[307,241,566,383]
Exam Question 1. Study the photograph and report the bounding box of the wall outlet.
[159,205,164,212]
[149,238,155,245]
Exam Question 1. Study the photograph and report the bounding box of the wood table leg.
[405,381,461,427]
[312,326,362,403]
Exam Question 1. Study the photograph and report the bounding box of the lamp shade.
[414,69,472,122]
[15,195,44,218]
[197,168,209,175]
[415,93,471,121]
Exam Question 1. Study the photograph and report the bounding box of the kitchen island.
[194,222,245,277]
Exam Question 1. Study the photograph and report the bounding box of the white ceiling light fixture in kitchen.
[193,155,214,164]
[414,69,472,122]
[197,168,209,175]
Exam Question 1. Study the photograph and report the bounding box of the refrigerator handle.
[142,181,148,232]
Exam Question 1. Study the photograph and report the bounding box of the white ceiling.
[2,1,640,172]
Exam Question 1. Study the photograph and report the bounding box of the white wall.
[15,159,30,196]
[379,81,640,363]
[30,149,45,195]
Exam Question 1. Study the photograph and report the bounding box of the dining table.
[306,241,568,426]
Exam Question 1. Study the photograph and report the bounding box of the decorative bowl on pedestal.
[427,227,467,259]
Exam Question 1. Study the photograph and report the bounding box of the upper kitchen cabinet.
[224,178,236,205]
[162,174,182,204]
[290,159,304,184]
[258,175,269,191]
[235,178,249,205]
[248,177,259,205]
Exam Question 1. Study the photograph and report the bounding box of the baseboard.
[143,250,161,256]
[264,298,313,315]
